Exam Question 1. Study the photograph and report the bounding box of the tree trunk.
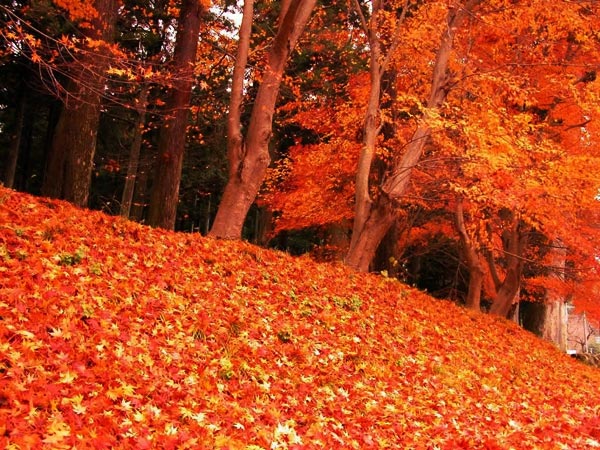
[40,0,117,207]
[41,105,67,199]
[120,86,149,218]
[455,199,484,310]
[3,85,26,189]
[521,239,568,349]
[130,151,152,222]
[345,0,482,271]
[540,240,568,350]
[488,219,529,317]
[209,0,318,239]
[147,0,203,229]
[62,89,103,206]
[489,264,522,317]
[345,0,408,272]
[345,197,396,271]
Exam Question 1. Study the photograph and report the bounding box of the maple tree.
[2,186,600,448]
[261,0,600,322]
[345,0,481,271]
[440,0,600,319]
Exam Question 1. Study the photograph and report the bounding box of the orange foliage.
[2,187,600,448]
[264,0,600,313]
[51,0,99,23]
[262,141,358,232]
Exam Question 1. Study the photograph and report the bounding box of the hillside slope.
[1,186,599,449]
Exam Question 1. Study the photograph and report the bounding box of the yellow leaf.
[43,419,71,445]
[59,371,77,384]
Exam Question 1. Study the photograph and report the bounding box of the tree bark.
[455,199,484,310]
[540,240,568,350]
[130,151,152,222]
[488,219,529,317]
[225,0,254,183]
[345,0,408,271]
[40,0,117,207]
[209,0,318,239]
[521,239,568,349]
[147,0,203,229]
[120,86,149,218]
[345,0,482,272]
[3,85,26,189]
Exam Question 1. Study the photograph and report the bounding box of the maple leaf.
[58,371,77,384]
[43,418,71,445]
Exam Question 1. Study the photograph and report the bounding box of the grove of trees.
[1,0,599,342]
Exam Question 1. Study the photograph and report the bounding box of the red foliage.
[1,186,600,448]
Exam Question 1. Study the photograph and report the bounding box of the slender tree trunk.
[488,220,529,317]
[41,105,67,199]
[350,1,385,253]
[40,0,117,206]
[346,0,482,271]
[455,199,484,310]
[225,0,254,184]
[540,240,568,350]
[120,86,149,218]
[3,86,26,188]
[147,0,203,229]
[16,101,34,191]
[209,0,318,239]
[130,151,152,222]
[345,0,408,271]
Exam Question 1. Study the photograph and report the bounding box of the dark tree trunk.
[520,239,567,349]
[147,0,203,229]
[120,86,149,218]
[209,0,318,239]
[372,222,401,276]
[41,103,67,198]
[40,0,117,207]
[130,151,152,222]
[61,87,103,206]
[3,86,26,189]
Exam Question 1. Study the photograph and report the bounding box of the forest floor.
[1,185,600,449]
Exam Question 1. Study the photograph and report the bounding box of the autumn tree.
[444,0,600,319]
[259,0,600,329]
[344,0,482,271]
[208,0,318,239]
[257,2,373,250]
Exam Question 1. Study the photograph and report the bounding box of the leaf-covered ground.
[1,187,600,449]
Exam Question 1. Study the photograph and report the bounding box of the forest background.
[1,0,600,343]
